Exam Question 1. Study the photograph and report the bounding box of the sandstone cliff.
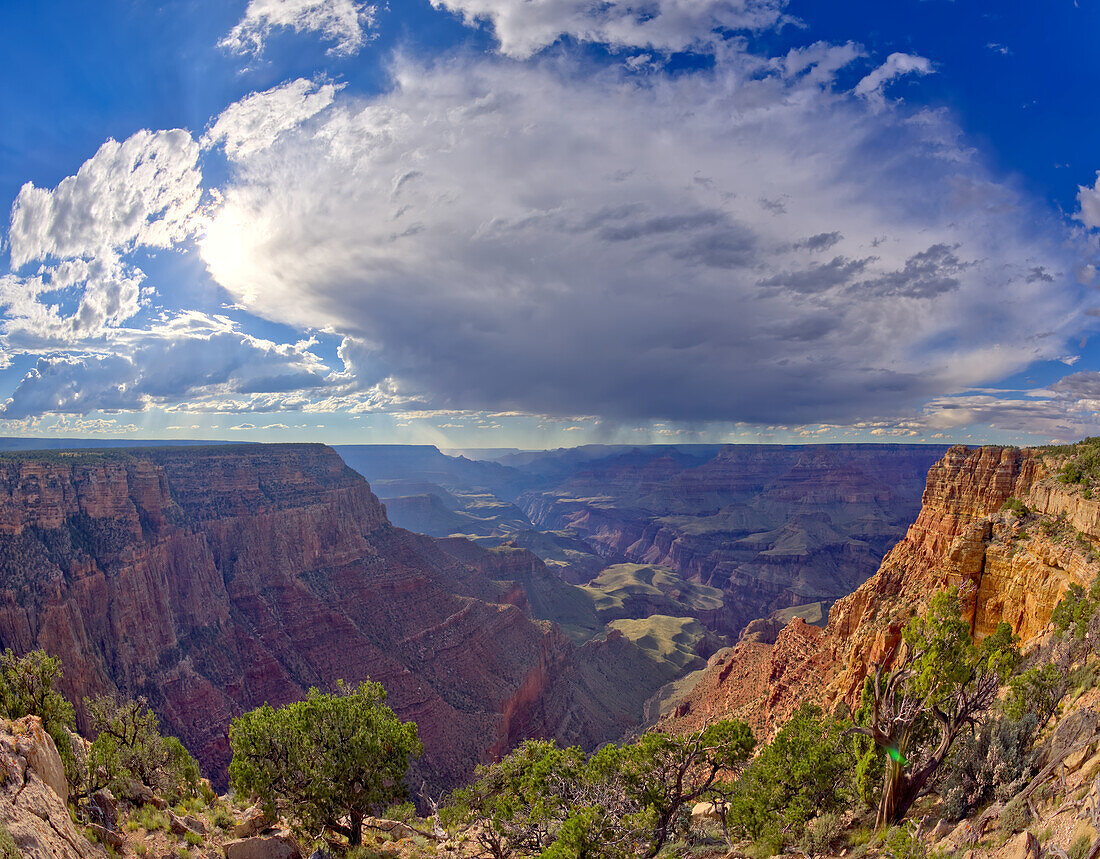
[0,445,626,791]
[662,444,1100,737]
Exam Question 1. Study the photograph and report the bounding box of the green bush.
[797,811,843,855]
[1001,498,1030,516]
[0,823,18,859]
[939,712,1038,821]
[999,795,1029,836]
[1071,834,1094,859]
[446,720,755,859]
[1004,663,1065,726]
[726,704,855,851]
[230,679,422,849]
[83,695,201,804]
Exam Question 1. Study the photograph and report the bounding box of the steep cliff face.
[0,445,611,791]
[662,445,1099,737]
[521,444,950,636]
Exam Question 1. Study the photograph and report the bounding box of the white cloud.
[199,53,1084,426]
[221,0,377,57]
[203,78,343,161]
[0,251,146,344]
[430,0,790,58]
[0,313,335,419]
[854,52,934,105]
[1078,172,1100,230]
[8,129,202,268]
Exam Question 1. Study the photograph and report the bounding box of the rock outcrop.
[662,445,1099,737]
[0,716,97,859]
[0,445,623,791]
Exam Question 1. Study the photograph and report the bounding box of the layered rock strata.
[0,445,617,790]
[662,445,1099,737]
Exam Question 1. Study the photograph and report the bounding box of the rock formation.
[0,715,96,859]
[520,444,950,634]
[0,445,631,791]
[662,445,1099,737]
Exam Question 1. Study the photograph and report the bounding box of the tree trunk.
[876,756,903,831]
[349,814,363,847]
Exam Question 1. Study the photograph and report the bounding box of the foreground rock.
[0,716,96,859]
[225,830,303,859]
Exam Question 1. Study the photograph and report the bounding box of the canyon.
[341,443,950,637]
[0,445,693,791]
[660,443,1098,738]
[0,440,1009,797]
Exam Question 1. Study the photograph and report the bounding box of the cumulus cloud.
[854,52,934,105]
[0,314,334,419]
[221,0,377,57]
[430,0,790,58]
[199,53,1083,426]
[203,79,343,161]
[0,252,146,344]
[1078,172,1100,230]
[7,129,202,268]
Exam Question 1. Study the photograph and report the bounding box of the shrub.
[726,704,855,851]
[797,812,843,855]
[229,679,422,849]
[446,720,755,859]
[0,824,17,859]
[1004,663,1065,727]
[1002,498,1030,516]
[1071,835,1093,859]
[84,695,201,804]
[999,795,1029,836]
[939,712,1038,821]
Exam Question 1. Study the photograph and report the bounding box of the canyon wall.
[521,444,950,633]
[662,444,1100,737]
[0,445,629,791]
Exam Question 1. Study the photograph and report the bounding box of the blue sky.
[1,0,1099,447]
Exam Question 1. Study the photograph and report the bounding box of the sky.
[1,0,1100,449]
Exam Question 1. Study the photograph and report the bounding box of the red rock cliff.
[662,445,1099,737]
[0,445,600,791]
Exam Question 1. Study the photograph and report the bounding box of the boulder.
[0,716,97,859]
[87,823,125,850]
[88,788,119,828]
[690,801,727,824]
[234,804,275,838]
[13,715,69,805]
[170,810,206,837]
[1001,830,1039,859]
[224,830,302,859]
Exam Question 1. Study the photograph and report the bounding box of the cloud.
[7,129,202,268]
[203,78,342,161]
[199,52,1084,426]
[854,52,934,105]
[429,0,791,58]
[221,0,377,57]
[1078,172,1100,230]
[0,313,335,419]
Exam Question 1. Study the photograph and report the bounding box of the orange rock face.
[0,445,620,791]
[662,445,1099,737]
